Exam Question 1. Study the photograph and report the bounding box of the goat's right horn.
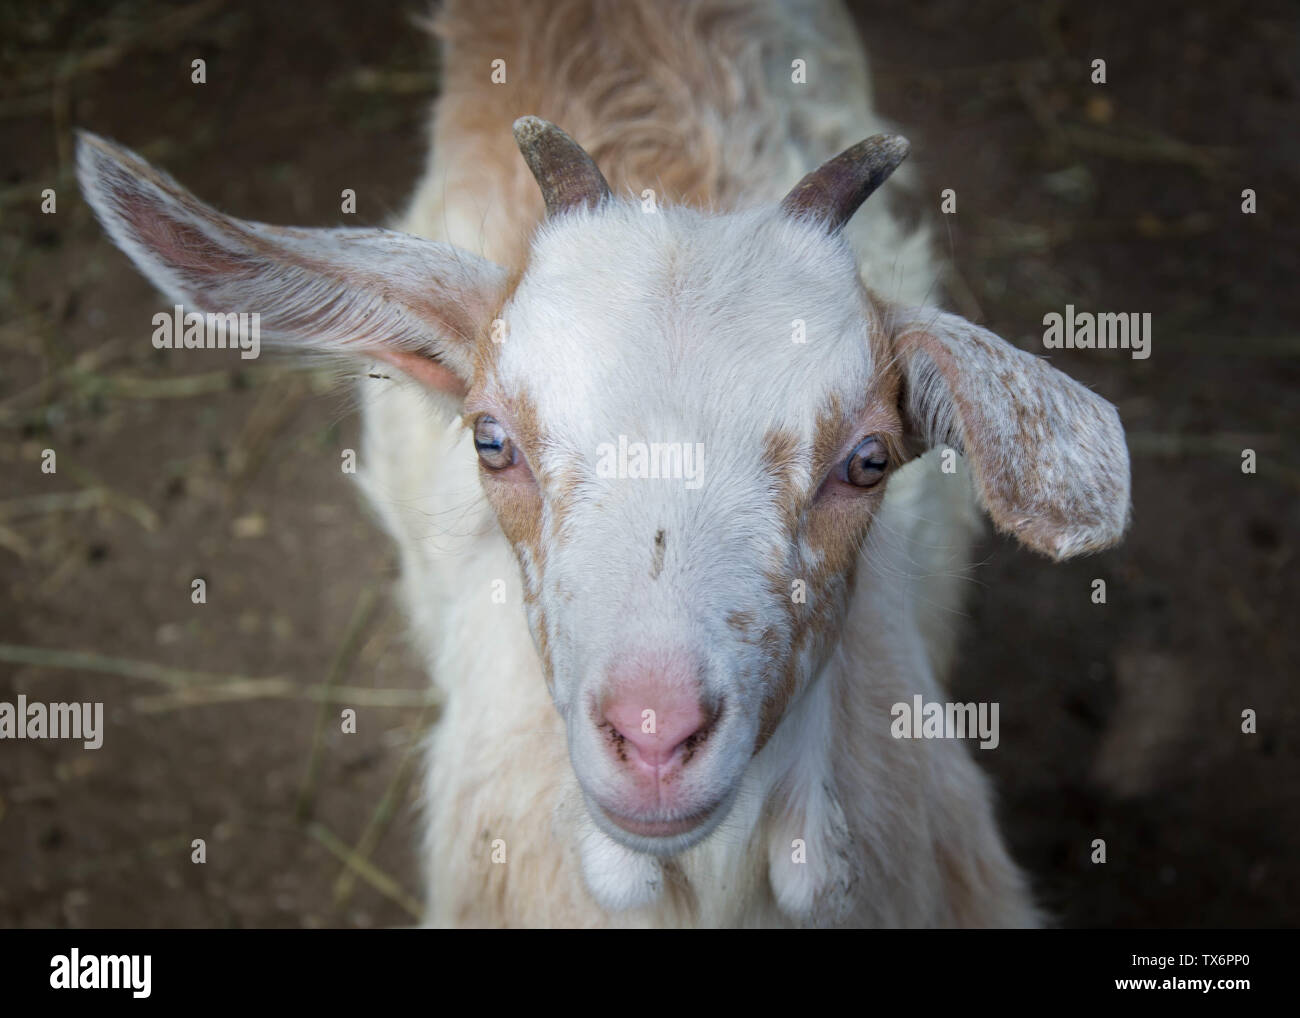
[780,133,910,233]
[513,116,611,217]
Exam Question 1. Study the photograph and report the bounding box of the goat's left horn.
[513,116,611,217]
[779,133,910,233]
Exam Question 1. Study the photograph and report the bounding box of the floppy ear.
[75,131,508,396]
[890,307,1131,560]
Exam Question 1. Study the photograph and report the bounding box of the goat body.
[77,0,1131,927]
[380,0,1054,927]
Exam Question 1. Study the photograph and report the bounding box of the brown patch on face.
[726,609,756,634]
[756,654,800,750]
[480,463,543,554]
[758,623,783,659]
[803,364,904,566]
[798,387,902,643]
[753,362,907,751]
[762,428,802,541]
[532,601,556,693]
[465,371,571,689]
[469,264,529,383]
[808,392,850,492]
[464,377,553,689]
[808,370,906,495]
[755,571,800,752]
[547,459,586,545]
[751,431,807,750]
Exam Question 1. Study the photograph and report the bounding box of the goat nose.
[602,681,708,769]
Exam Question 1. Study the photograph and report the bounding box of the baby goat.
[77,0,1129,926]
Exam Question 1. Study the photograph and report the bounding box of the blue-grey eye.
[474,415,514,470]
[845,436,888,487]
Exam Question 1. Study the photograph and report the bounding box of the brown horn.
[779,134,910,232]
[513,116,612,216]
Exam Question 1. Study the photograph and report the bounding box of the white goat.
[77,0,1130,927]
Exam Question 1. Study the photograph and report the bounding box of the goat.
[76,0,1130,927]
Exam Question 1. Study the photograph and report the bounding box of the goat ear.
[75,131,508,396]
[890,307,1131,560]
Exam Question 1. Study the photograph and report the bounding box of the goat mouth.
[583,779,744,855]
[598,806,716,839]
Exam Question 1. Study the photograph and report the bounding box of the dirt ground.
[1,0,1296,928]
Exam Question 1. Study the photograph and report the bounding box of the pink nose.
[602,676,708,770]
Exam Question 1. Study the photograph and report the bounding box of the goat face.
[474,203,905,854]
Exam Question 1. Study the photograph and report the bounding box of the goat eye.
[474,416,515,470]
[844,436,888,488]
